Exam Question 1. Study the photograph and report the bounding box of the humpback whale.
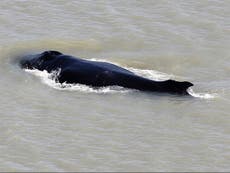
[20,50,193,95]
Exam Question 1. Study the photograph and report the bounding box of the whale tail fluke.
[161,79,194,95]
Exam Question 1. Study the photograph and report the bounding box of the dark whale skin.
[20,50,193,95]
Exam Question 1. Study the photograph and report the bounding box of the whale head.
[20,50,62,71]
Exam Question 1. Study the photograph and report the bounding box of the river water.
[0,0,229,171]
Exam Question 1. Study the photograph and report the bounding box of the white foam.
[89,58,173,81]
[187,88,218,99]
[25,69,132,94]
[127,68,172,81]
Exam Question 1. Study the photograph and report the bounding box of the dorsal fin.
[42,50,62,60]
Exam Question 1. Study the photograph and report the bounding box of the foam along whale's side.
[20,51,193,95]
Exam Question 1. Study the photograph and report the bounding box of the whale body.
[20,50,193,95]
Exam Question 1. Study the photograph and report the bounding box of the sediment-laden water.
[0,0,229,171]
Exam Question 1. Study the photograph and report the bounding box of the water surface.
[0,0,229,171]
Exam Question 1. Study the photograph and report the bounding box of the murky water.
[0,0,229,171]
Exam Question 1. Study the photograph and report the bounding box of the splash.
[89,58,173,81]
[187,88,218,99]
[127,68,173,81]
[25,69,132,94]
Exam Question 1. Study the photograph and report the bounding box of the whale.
[19,50,193,95]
